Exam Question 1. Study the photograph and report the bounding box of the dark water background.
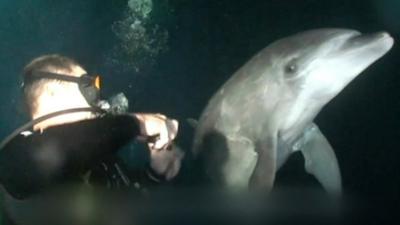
[0,0,399,222]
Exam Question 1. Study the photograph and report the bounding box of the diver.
[0,54,182,200]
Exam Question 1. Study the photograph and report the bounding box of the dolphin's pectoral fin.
[220,136,257,189]
[249,135,277,192]
[298,123,342,195]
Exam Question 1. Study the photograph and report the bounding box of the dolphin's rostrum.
[192,29,394,195]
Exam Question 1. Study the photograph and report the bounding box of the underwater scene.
[0,0,399,224]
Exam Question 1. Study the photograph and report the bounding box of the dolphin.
[192,28,394,195]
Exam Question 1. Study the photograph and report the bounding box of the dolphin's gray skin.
[192,29,394,195]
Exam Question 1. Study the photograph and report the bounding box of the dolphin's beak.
[313,30,394,97]
[345,31,394,52]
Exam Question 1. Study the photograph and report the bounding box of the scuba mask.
[24,71,101,107]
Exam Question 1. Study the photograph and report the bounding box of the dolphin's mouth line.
[352,32,392,41]
[346,32,394,48]
[332,32,393,59]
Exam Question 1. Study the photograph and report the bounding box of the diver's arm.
[0,115,140,199]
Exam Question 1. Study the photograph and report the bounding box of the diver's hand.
[133,113,179,150]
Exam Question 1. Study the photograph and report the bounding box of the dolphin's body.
[192,29,394,195]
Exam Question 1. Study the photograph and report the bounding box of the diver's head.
[22,54,96,131]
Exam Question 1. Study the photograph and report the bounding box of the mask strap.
[28,71,84,83]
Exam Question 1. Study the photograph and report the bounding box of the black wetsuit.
[0,114,147,199]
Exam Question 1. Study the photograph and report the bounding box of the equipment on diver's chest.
[23,71,101,107]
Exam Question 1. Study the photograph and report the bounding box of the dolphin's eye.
[284,64,298,74]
